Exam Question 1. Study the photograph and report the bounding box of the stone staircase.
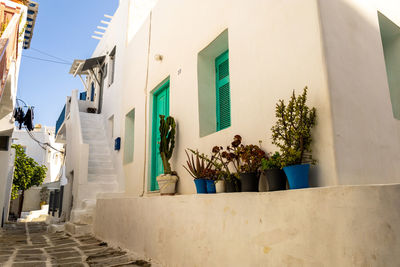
[68,112,118,234]
[18,205,49,223]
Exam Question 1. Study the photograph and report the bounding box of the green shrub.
[271,87,317,167]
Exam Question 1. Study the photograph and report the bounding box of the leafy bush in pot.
[260,152,282,171]
[271,87,317,166]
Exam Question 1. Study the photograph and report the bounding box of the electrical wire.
[15,98,28,107]
[24,127,66,184]
[25,128,65,154]
[22,55,72,65]
[30,47,71,64]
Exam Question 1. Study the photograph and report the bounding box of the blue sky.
[17,0,118,127]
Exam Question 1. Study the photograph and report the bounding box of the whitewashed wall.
[0,1,29,225]
[95,184,400,266]
[80,0,400,194]
[92,0,400,265]
[120,0,336,195]
[318,0,400,185]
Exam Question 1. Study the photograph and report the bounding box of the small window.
[197,29,230,137]
[124,109,135,164]
[109,46,116,87]
[378,12,400,120]
[0,136,9,151]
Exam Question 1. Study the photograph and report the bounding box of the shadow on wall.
[309,0,400,186]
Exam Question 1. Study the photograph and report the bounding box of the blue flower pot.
[206,180,216,194]
[283,164,310,189]
[194,179,207,194]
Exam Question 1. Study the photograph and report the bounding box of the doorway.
[150,80,170,191]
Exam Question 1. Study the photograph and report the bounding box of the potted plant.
[260,152,287,191]
[183,149,216,194]
[228,136,266,192]
[211,145,240,192]
[271,87,317,189]
[39,187,49,208]
[156,115,179,195]
[189,149,227,193]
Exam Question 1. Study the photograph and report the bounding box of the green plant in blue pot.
[183,149,216,194]
[271,87,317,189]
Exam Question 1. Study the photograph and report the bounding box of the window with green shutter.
[215,50,231,131]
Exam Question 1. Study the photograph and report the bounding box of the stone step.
[88,167,115,175]
[80,112,103,118]
[88,143,110,149]
[89,146,111,154]
[70,210,94,225]
[77,182,118,201]
[82,134,107,141]
[88,160,113,169]
[80,118,104,124]
[82,136,108,143]
[81,199,96,210]
[65,221,92,235]
[83,139,109,146]
[88,174,117,183]
[80,123,105,130]
[89,154,113,161]
[82,128,107,135]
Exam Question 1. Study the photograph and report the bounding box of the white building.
[8,125,64,216]
[0,0,38,227]
[55,0,400,265]
[13,125,64,183]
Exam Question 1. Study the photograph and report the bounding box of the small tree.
[11,144,47,200]
[159,115,176,175]
[271,87,317,167]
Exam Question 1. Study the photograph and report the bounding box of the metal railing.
[55,104,66,136]
[48,187,64,218]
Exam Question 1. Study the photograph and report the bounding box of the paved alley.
[0,222,151,267]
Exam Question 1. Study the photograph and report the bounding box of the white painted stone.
[95,184,400,267]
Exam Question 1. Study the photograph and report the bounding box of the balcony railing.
[55,104,66,136]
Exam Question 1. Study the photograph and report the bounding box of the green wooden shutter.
[216,50,231,131]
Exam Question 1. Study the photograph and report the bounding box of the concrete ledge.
[94,184,400,266]
[65,222,92,236]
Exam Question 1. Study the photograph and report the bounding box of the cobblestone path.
[0,222,151,267]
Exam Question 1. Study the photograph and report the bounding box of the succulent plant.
[159,115,176,174]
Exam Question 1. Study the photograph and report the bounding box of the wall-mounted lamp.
[154,54,163,61]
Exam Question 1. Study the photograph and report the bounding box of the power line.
[22,55,72,65]
[30,47,71,63]
[25,128,65,154]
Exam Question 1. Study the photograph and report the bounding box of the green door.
[151,80,170,191]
